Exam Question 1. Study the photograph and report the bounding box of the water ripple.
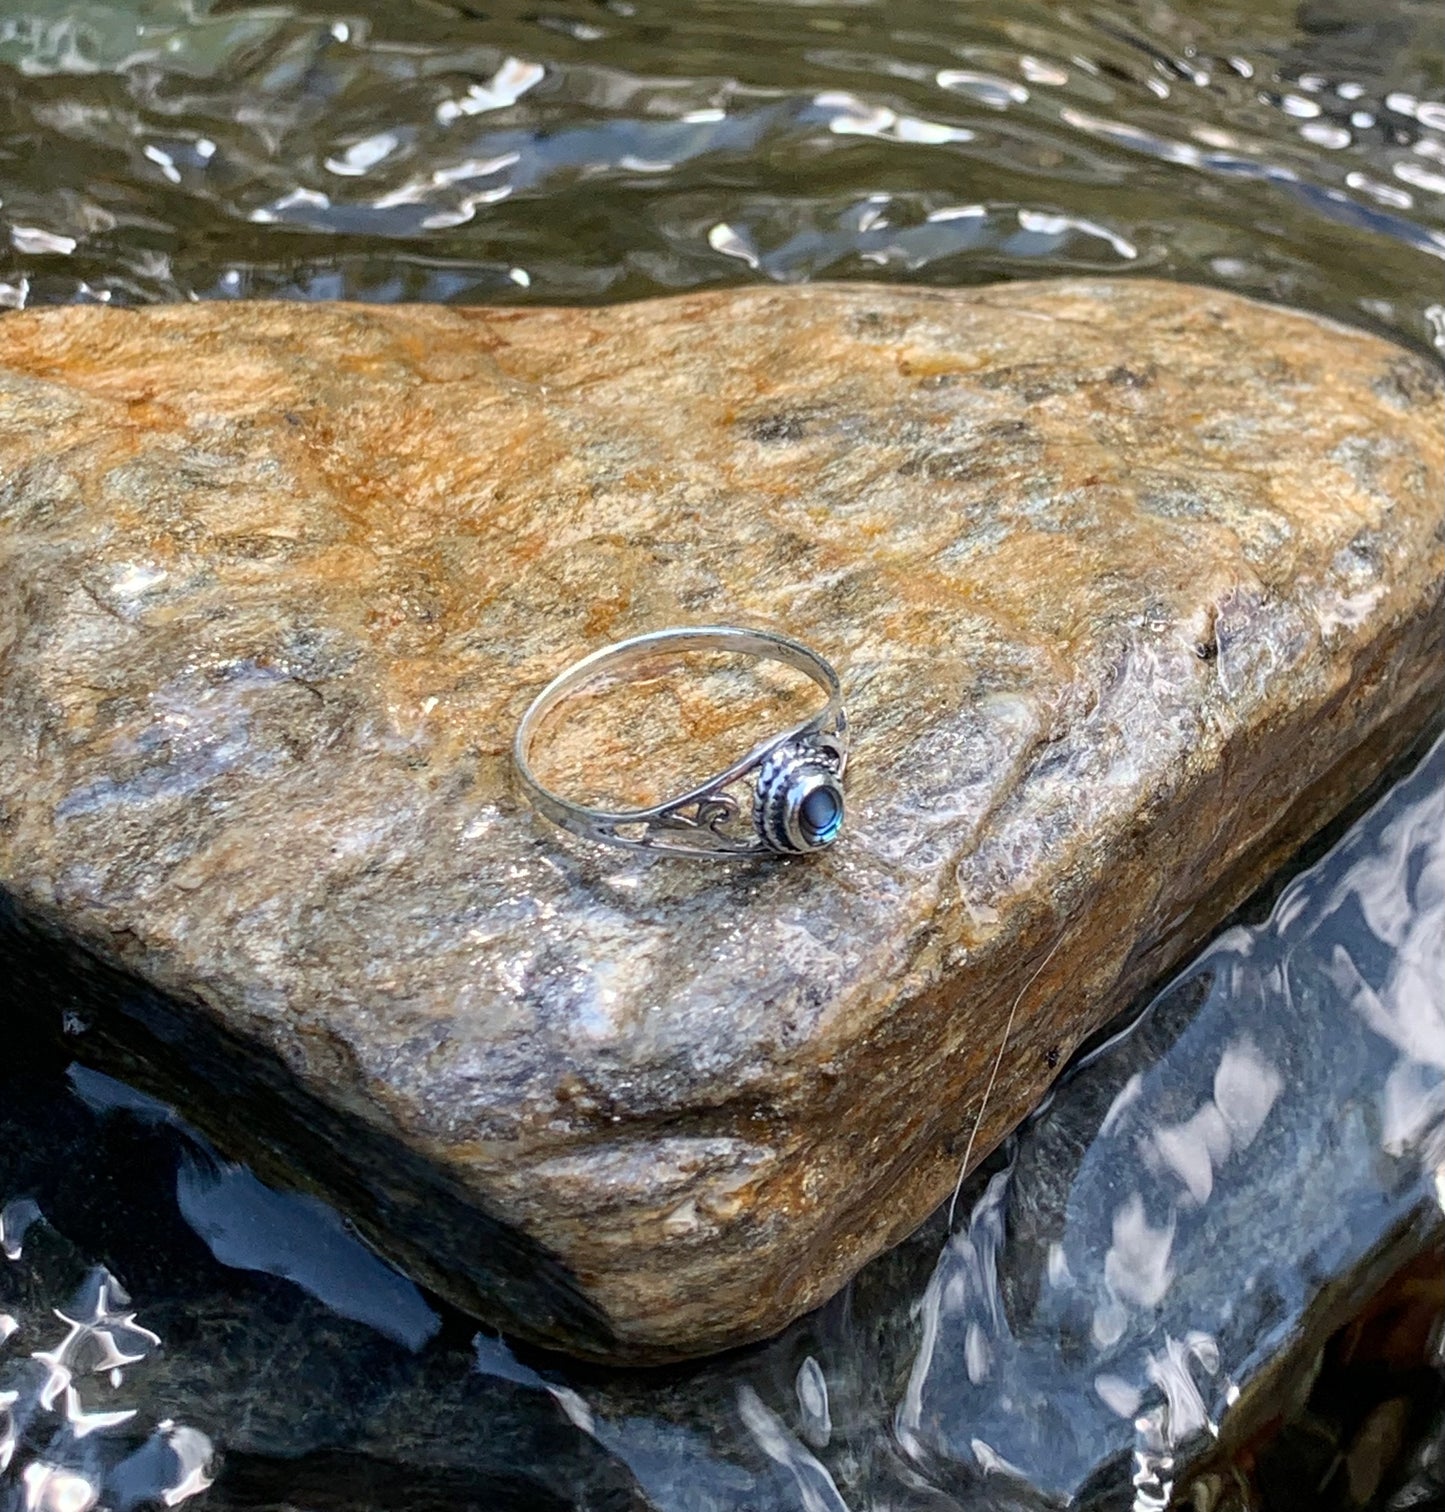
[0,0,1439,352]
[0,1211,214,1511]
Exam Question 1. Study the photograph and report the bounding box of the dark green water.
[0,0,1442,355]
[1,3,1443,1510]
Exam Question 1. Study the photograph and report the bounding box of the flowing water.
[0,0,1443,351]
[1,2,1443,1509]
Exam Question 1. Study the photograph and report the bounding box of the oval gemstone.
[800,783,842,842]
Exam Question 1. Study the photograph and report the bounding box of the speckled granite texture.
[0,280,1440,1359]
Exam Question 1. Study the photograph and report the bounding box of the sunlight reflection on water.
[0,0,1441,358]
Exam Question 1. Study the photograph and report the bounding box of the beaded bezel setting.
[753,737,846,854]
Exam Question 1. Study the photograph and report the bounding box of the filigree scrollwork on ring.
[653,792,742,836]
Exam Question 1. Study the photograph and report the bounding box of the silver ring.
[512,626,849,859]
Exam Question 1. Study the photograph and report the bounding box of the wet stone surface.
[0,279,1442,1359]
[1,733,1441,1511]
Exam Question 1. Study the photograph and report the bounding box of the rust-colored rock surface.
[0,281,1440,1360]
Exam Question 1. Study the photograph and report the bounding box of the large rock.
[0,280,1440,1360]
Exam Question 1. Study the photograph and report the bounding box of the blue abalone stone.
[753,738,847,853]
[800,783,843,843]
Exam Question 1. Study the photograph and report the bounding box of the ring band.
[512,626,849,859]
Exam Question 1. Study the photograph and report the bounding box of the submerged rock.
[0,281,1441,1359]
